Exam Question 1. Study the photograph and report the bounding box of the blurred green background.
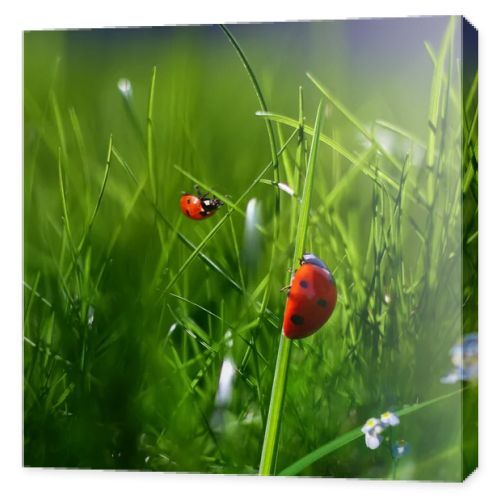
[23,16,477,479]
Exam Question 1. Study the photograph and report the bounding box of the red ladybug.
[283,253,337,340]
[180,186,224,220]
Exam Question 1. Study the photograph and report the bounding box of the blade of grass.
[57,147,80,285]
[169,292,234,329]
[292,86,306,228]
[68,107,92,214]
[77,134,113,252]
[306,73,402,170]
[375,119,426,149]
[279,387,466,476]
[220,25,283,379]
[219,25,278,167]
[228,215,246,292]
[277,122,294,187]
[256,111,356,164]
[60,134,113,286]
[23,281,53,309]
[424,40,460,114]
[465,72,478,115]
[259,99,325,476]
[147,65,157,201]
[257,111,409,198]
[426,18,454,166]
[311,145,376,225]
[51,92,68,162]
[118,79,146,148]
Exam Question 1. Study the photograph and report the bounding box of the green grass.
[259,98,325,475]
[24,17,477,479]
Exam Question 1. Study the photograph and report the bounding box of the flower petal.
[380,411,400,427]
[365,433,382,450]
[361,417,381,434]
[440,370,460,384]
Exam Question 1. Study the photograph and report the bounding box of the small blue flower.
[391,439,410,459]
[441,333,478,384]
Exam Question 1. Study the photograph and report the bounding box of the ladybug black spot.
[317,298,328,308]
[184,209,190,216]
[299,280,308,289]
[187,198,191,204]
[291,314,304,325]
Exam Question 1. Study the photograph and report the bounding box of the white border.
[2,1,498,499]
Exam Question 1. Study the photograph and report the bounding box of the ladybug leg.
[194,184,210,199]
[280,284,292,292]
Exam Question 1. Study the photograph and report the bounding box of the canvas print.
[23,15,478,480]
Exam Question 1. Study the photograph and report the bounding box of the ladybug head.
[301,253,336,285]
[301,253,329,270]
[201,197,224,210]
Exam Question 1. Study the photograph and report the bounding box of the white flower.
[361,417,384,450]
[214,357,236,407]
[362,417,384,435]
[365,432,383,450]
[242,198,263,271]
[277,182,295,197]
[362,412,400,450]
[87,305,95,328]
[440,371,461,384]
[117,78,133,98]
[380,411,400,428]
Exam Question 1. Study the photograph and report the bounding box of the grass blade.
[57,148,76,261]
[306,73,406,176]
[259,99,325,475]
[77,134,113,251]
[256,111,356,164]
[147,65,157,200]
[219,25,278,167]
[426,18,454,166]
[220,25,283,370]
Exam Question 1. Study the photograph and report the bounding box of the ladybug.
[283,253,337,340]
[180,186,224,220]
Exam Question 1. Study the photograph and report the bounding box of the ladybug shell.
[283,255,337,340]
[180,194,218,220]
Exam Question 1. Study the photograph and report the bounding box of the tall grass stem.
[259,99,325,475]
